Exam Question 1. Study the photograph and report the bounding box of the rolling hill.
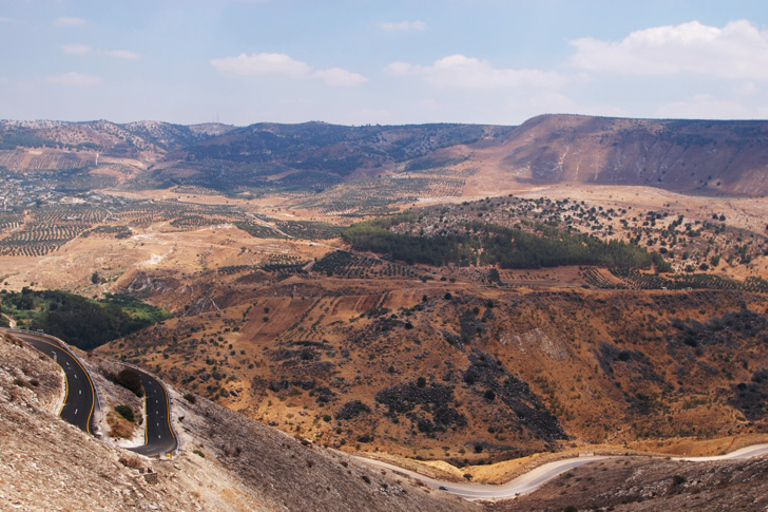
[5,114,768,199]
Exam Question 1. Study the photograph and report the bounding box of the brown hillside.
[97,265,768,467]
[6,115,768,201]
[487,455,768,512]
[481,114,768,196]
[0,331,476,512]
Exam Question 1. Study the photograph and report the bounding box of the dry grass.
[106,410,136,439]
[1,333,477,512]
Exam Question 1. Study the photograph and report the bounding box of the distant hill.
[156,122,509,192]
[3,114,768,196]
[493,114,768,196]
[0,119,235,157]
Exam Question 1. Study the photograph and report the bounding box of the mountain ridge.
[4,113,768,197]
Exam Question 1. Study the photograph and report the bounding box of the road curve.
[355,443,768,501]
[5,329,97,435]
[127,367,178,457]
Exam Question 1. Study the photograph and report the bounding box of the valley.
[3,114,768,509]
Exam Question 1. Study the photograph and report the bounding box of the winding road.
[6,329,97,435]
[356,443,768,501]
[3,328,176,457]
[6,328,767,492]
[127,367,178,457]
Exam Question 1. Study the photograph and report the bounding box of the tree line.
[342,219,659,270]
[0,289,169,351]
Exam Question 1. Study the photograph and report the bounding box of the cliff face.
[498,115,768,196]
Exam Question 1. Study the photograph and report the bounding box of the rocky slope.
[97,264,768,466]
[0,331,476,512]
[483,114,768,196]
[487,455,768,512]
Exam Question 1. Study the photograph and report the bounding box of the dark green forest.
[0,289,170,350]
[342,217,660,270]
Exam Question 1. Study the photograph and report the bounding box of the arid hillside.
[4,113,768,508]
[487,455,768,512]
[464,114,768,197]
[6,115,768,205]
[2,184,768,469]
[0,330,476,512]
[97,267,768,465]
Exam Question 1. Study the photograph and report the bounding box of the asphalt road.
[355,443,768,501]
[6,329,96,435]
[128,367,178,457]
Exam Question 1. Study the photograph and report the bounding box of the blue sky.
[2,0,768,126]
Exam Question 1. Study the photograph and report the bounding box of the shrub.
[114,368,144,397]
[183,393,196,404]
[336,400,371,420]
[115,404,135,423]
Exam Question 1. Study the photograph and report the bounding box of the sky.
[2,0,768,126]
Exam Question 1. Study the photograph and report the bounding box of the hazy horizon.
[2,0,768,126]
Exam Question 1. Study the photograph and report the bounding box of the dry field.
[4,172,768,488]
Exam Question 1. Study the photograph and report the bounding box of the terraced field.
[312,250,428,280]
[294,176,466,216]
[0,149,94,171]
[578,266,768,293]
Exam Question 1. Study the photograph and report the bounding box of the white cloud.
[0,17,15,23]
[212,53,312,77]
[102,49,141,59]
[385,62,413,75]
[380,20,426,31]
[312,67,367,87]
[62,44,91,54]
[46,72,102,86]
[385,54,568,89]
[571,20,768,80]
[655,94,754,119]
[62,45,140,59]
[211,52,367,87]
[55,16,87,27]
